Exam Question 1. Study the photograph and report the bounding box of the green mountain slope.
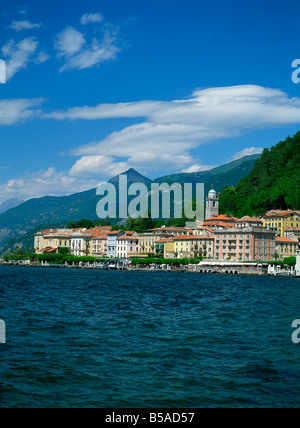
[154,154,261,194]
[0,155,260,250]
[219,132,300,217]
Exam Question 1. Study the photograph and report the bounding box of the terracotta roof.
[174,235,197,241]
[276,237,298,243]
[41,229,58,235]
[200,227,215,233]
[91,232,108,239]
[235,217,262,222]
[173,235,193,240]
[174,234,214,241]
[39,248,57,254]
[205,214,238,222]
[117,236,139,241]
[203,221,233,228]
[156,238,174,243]
[263,210,299,218]
[84,228,108,238]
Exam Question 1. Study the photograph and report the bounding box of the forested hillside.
[219,132,300,217]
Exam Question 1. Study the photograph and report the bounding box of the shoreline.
[1,262,298,277]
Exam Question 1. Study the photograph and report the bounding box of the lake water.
[0,266,299,408]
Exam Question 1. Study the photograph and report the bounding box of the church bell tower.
[205,186,219,219]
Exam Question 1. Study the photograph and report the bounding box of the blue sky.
[1,0,300,202]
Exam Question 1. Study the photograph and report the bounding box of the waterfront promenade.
[0,260,298,277]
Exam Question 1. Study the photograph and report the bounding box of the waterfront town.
[33,189,300,263]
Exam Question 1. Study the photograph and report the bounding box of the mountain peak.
[122,167,142,176]
[109,168,152,185]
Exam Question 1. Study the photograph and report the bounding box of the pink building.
[116,233,139,259]
[81,227,111,257]
[92,233,108,257]
[214,228,276,261]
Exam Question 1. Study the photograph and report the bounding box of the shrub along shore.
[1,252,296,268]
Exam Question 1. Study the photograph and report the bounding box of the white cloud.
[62,35,119,71]
[43,85,300,173]
[54,27,86,58]
[231,147,264,161]
[2,38,38,80]
[0,98,43,125]
[0,167,103,203]
[69,156,130,178]
[80,13,103,26]
[54,20,121,72]
[43,101,162,120]
[1,37,49,80]
[181,164,215,173]
[10,20,42,31]
[34,51,50,64]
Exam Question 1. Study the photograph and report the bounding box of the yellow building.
[155,238,175,258]
[44,230,73,249]
[275,237,298,260]
[34,229,73,253]
[138,233,168,255]
[164,239,176,259]
[262,210,300,237]
[138,228,193,255]
[172,235,215,259]
[34,231,46,253]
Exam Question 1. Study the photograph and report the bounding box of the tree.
[283,256,296,266]
[219,132,300,216]
[58,247,69,255]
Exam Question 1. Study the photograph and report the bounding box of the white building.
[107,231,126,258]
[116,233,139,259]
[70,231,92,257]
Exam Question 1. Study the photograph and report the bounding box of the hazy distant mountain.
[0,155,260,251]
[0,198,24,215]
